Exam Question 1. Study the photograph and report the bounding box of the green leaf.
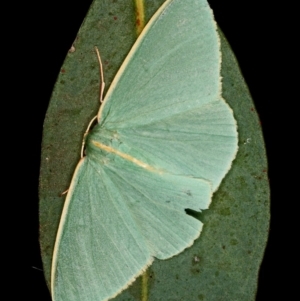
[39,0,269,300]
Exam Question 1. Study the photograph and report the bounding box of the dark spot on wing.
[186,190,192,196]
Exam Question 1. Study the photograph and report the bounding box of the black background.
[21,0,280,300]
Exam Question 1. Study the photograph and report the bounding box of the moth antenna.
[79,47,104,159]
[94,46,105,103]
[81,115,98,158]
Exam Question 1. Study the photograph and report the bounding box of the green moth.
[51,0,238,300]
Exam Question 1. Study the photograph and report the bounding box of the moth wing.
[98,0,221,129]
[51,158,152,301]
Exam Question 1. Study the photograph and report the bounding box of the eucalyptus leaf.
[39,0,269,300]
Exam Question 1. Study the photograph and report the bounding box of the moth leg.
[60,189,68,196]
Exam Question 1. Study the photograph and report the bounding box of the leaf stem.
[141,270,148,301]
[134,0,145,36]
